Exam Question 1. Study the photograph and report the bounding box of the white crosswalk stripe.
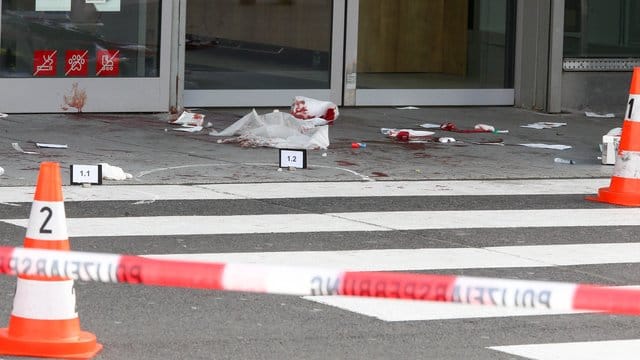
[488,339,640,360]
[0,178,610,203]
[145,243,640,271]
[3,208,640,236]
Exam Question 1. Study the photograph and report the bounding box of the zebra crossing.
[0,178,639,359]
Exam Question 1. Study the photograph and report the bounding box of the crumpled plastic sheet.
[210,109,330,150]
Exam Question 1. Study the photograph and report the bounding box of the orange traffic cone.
[0,162,102,359]
[589,67,640,206]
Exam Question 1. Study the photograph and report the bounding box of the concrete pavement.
[0,106,621,187]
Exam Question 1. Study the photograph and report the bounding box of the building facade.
[0,0,638,113]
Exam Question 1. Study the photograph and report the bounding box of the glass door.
[344,0,516,106]
[0,0,172,113]
[183,0,344,107]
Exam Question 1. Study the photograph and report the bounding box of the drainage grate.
[563,58,640,71]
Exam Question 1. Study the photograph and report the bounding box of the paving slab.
[0,107,620,186]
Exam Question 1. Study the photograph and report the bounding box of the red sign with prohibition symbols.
[65,50,88,77]
[96,49,120,77]
[33,50,58,77]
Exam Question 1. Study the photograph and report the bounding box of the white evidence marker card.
[70,164,102,185]
[279,149,307,169]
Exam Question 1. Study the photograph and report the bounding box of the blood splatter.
[336,160,358,166]
[61,82,86,112]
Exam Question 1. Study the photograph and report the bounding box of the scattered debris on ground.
[12,143,38,154]
[554,157,576,164]
[518,143,572,150]
[585,111,615,118]
[170,111,205,126]
[439,122,509,134]
[36,143,68,149]
[420,123,440,129]
[381,128,435,142]
[421,122,509,133]
[383,120,575,153]
[99,163,132,181]
[173,125,203,133]
[0,166,4,176]
[169,110,208,132]
[438,137,456,143]
[521,122,567,129]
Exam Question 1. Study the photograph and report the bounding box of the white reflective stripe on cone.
[26,201,68,241]
[626,94,640,122]
[223,263,343,296]
[452,277,577,310]
[613,151,640,178]
[12,278,77,320]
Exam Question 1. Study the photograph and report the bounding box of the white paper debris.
[210,109,330,149]
[0,166,4,176]
[518,143,572,150]
[520,122,567,129]
[12,143,39,154]
[420,123,441,129]
[36,143,68,149]
[291,96,339,124]
[0,113,8,118]
[438,137,456,143]
[585,111,615,118]
[474,124,495,132]
[170,111,205,126]
[99,163,133,181]
[173,126,203,133]
[396,106,420,110]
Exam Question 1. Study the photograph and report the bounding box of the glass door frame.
[0,0,173,113]
[343,0,515,107]
[181,0,346,108]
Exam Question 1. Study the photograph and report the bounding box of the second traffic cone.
[0,162,102,359]
[589,67,640,206]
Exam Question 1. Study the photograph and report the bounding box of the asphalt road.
[0,180,639,360]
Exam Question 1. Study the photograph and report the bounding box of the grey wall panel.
[561,72,633,113]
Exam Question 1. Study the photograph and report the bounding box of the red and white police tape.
[0,246,638,315]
